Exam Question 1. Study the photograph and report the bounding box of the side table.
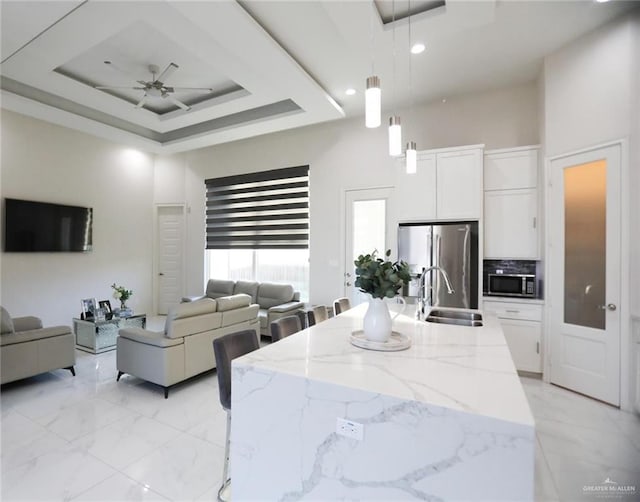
[74,314,146,354]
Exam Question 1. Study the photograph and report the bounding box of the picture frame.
[98,300,112,314]
[81,298,97,319]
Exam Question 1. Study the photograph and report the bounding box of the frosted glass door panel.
[352,200,386,261]
[563,160,606,330]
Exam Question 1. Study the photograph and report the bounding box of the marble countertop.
[235,303,535,427]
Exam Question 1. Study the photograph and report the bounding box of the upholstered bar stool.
[270,315,302,341]
[307,305,329,326]
[212,329,260,502]
[333,297,351,315]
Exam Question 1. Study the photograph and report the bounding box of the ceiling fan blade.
[95,86,146,90]
[135,95,148,109]
[156,62,179,84]
[170,87,214,93]
[166,94,190,111]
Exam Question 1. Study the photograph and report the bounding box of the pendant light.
[406,141,417,174]
[388,0,402,156]
[405,0,417,173]
[365,3,381,128]
[365,76,381,128]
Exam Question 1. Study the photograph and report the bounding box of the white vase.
[363,297,393,342]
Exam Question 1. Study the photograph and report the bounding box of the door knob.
[159,273,164,276]
[345,272,351,277]
[346,282,352,286]
[598,303,617,311]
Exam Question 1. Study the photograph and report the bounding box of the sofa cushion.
[1,307,14,335]
[257,283,295,309]
[13,316,44,332]
[206,279,236,299]
[221,304,259,327]
[216,294,251,312]
[0,326,72,346]
[119,328,184,348]
[233,281,259,303]
[168,299,217,322]
[165,299,222,339]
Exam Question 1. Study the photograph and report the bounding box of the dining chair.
[333,297,351,315]
[212,329,260,501]
[307,305,329,326]
[270,315,302,341]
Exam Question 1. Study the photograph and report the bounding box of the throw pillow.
[0,306,15,335]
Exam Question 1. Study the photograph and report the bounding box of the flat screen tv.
[3,198,93,252]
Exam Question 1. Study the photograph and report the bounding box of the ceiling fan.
[95,61,213,111]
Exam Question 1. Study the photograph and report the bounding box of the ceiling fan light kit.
[95,61,213,112]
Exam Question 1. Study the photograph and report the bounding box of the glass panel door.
[563,160,606,329]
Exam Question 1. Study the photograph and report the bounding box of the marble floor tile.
[1,443,116,501]
[71,414,182,470]
[534,437,560,502]
[0,410,69,471]
[35,396,139,442]
[122,433,224,501]
[70,472,171,501]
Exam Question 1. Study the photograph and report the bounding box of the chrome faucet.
[416,266,456,320]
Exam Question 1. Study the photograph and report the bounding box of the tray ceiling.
[1,1,637,154]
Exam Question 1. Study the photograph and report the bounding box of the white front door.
[548,144,621,405]
[344,188,392,308]
[156,205,185,315]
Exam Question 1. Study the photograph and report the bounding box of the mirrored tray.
[350,330,411,351]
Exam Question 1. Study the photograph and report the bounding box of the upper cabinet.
[483,146,540,259]
[395,145,483,222]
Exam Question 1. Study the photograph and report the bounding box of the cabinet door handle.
[533,217,537,229]
[505,309,520,314]
[536,342,540,354]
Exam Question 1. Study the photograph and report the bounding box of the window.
[205,166,309,301]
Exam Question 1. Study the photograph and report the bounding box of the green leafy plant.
[111,283,133,303]
[354,249,411,299]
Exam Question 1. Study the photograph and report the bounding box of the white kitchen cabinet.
[394,153,437,221]
[437,149,483,219]
[483,146,540,259]
[484,299,543,374]
[395,145,483,222]
[484,188,538,259]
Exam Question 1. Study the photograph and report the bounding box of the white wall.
[0,111,155,326]
[182,82,539,305]
[543,11,640,410]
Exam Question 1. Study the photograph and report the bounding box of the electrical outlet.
[336,417,364,441]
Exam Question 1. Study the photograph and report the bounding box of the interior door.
[156,205,185,315]
[548,144,621,405]
[344,188,392,308]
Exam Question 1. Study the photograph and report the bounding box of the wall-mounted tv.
[3,198,93,252]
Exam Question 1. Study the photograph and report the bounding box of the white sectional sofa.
[184,279,304,337]
[116,296,259,397]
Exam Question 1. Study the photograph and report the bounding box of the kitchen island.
[231,303,535,500]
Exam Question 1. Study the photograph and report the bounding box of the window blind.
[205,165,309,249]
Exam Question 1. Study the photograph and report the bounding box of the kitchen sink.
[425,309,483,327]
[428,309,483,321]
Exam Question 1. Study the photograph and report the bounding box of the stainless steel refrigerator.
[398,222,479,309]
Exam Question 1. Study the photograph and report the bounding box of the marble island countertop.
[232,302,536,500]
[236,303,534,427]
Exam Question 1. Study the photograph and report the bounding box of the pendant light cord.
[408,0,413,131]
[370,0,375,75]
[392,0,397,115]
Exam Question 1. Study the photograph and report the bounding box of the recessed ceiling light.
[595,0,610,3]
[411,43,426,55]
[345,88,356,96]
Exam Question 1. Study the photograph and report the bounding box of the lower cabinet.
[483,300,543,374]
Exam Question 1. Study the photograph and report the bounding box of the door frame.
[543,139,631,410]
[153,203,187,315]
[341,186,395,302]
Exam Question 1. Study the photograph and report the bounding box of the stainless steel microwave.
[487,273,536,298]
